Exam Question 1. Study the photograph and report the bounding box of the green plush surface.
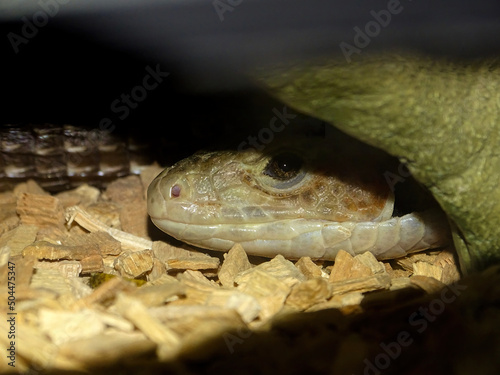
[256,54,500,273]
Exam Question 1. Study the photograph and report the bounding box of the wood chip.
[103,175,144,204]
[329,250,376,282]
[9,254,36,287]
[36,260,82,278]
[306,292,365,312]
[128,281,186,307]
[250,254,306,287]
[0,191,16,204]
[66,206,153,251]
[0,249,11,289]
[114,249,154,278]
[0,197,20,235]
[86,201,122,229]
[149,305,246,358]
[235,269,291,322]
[153,240,205,261]
[38,308,106,345]
[384,262,413,279]
[0,322,67,373]
[147,258,168,282]
[354,251,386,274]
[0,224,38,256]
[66,277,93,300]
[440,262,461,285]
[56,184,100,208]
[160,309,245,361]
[30,268,74,296]
[295,256,325,280]
[166,255,220,271]
[154,305,244,335]
[390,277,413,291]
[74,277,136,308]
[145,273,179,286]
[120,201,150,238]
[433,248,457,267]
[16,193,65,228]
[23,241,100,260]
[413,256,460,285]
[395,251,437,271]
[286,278,332,310]
[413,261,444,281]
[57,332,155,368]
[103,175,149,238]
[152,241,220,271]
[114,293,180,347]
[177,269,219,289]
[433,248,461,284]
[80,254,104,274]
[329,273,392,295]
[409,275,447,294]
[36,225,67,243]
[205,289,261,323]
[62,231,121,256]
[218,244,252,287]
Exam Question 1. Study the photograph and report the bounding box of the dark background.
[2,0,500,163]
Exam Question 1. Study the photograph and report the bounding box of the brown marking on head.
[300,189,316,205]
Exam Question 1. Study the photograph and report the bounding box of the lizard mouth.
[149,210,449,261]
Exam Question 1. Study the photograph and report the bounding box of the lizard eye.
[264,153,303,180]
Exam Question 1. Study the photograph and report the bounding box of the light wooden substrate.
[0,165,462,373]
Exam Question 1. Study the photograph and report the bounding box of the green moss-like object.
[256,54,500,273]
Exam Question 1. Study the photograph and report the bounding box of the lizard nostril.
[171,184,181,198]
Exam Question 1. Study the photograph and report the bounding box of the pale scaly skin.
[147,134,449,260]
[254,53,500,273]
